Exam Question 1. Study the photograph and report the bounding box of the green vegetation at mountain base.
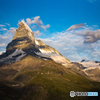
[0,56,100,100]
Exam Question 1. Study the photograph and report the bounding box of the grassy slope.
[0,55,100,100]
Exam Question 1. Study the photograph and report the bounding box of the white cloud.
[5,23,10,26]
[0,32,14,56]
[2,28,7,30]
[40,24,50,31]
[26,18,32,25]
[46,24,50,28]
[26,16,50,31]
[8,27,16,34]
[10,27,16,30]
[34,30,42,36]
[33,16,43,26]
[33,25,37,29]
[77,29,100,43]
[26,16,43,26]
[9,30,16,34]
[0,32,14,48]
[0,43,6,47]
[92,25,98,28]
[0,34,13,42]
[0,24,5,27]
[67,23,86,31]
[0,28,7,31]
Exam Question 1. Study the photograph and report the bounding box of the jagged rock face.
[6,21,37,55]
[0,21,71,66]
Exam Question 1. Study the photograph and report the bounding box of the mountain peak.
[0,21,71,67]
[12,20,35,42]
[19,20,32,32]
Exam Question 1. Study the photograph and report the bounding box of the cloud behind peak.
[67,23,86,31]
[83,29,100,43]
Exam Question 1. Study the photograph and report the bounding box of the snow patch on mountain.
[0,51,6,55]
[35,39,40,45]
[35,50,70,66]
[39,49,54,54]
[78,60,100,72]
[50,54,70,64]
[39,49,59,54]
[83,66,100,72]
[27,31,35,42]
[0,49,26,64]
[79,60,100,68]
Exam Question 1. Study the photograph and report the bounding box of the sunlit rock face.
[0,21,71,66]
[6,21,36,55]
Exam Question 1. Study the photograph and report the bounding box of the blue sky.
[0,0,100,61]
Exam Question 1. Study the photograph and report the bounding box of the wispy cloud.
[9,27,16,30]
[0,28,14,49]
[0,28,7,31]
[67,23,86,31]
[33,25,37,29]
[8,27,16,34]
[0,43,6,47]
[34,30,42,36]
[8,29,16,34]
[40,24,50,31]
[0,33,13,43]
[0,24,5,27]
[5,23,10,26]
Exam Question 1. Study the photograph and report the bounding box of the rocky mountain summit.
[0,21,71,66]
